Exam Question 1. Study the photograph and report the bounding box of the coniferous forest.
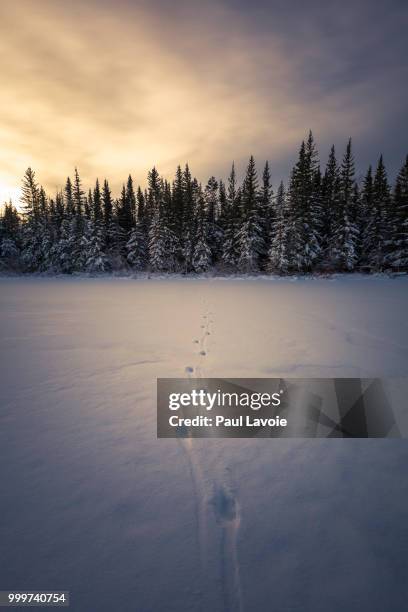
[1,132,408,275]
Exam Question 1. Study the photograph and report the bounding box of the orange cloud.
[0,0,390,203]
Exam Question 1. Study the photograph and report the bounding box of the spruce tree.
[331,139,359,271]
[303,132,322,270]
[204,176,219,264]
[286,141,308,271]
[117,182,133,234]
[221,163,240,269]
[126,175,137,226]
[172,165,184,239]
[93,179,103,223]
[388,156,408,270]
[192,186,212,273]
[0,203,20,269]
[73,168,84,219]
[260,161,273,265]
[268,181,289,274]
[181,165,195,272]
[236,156,263,272]
[358,166,374,269]
[84,218,109,272]
[321,146,340,266]
[64,177,75,218]
[126,222,147,270]
[20,168,43,271]
[102,179,113,229]
[369,155,391,271]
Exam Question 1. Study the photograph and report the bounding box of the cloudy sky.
[0,0,407,203]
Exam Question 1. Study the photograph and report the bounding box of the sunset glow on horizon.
[1,0,407,203]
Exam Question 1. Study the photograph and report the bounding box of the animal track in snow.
[212,485,238,524]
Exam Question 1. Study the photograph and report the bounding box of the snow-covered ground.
[1,276,408,612]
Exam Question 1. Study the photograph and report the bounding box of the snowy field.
[1,276,408,612]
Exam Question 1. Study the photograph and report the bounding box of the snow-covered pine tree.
[126,175,137,227]
[192,186,212,273]
[139,185,152,247]
[285,132,322,272]
[181,165,195,272]
[136,186,148,234]
[331,139,359,271]
[286,142,308,271]
[268,181,289,274]
[162,179,179,270]
[73,168,85,220]
[0,203,20,244]
[0,235,19,265]
[116,184,132,236]
[54,191,65,235]
[357,166,375,270]
[236,156,264,272]
[369,156,391,271]
[102,179,113,233]
[84,218,109,272]
[70,168,88,270]
[204,176,220,265]
[126,220,147,270]
[321,146,341,269]
[64,176,75,218]
[387,156,408,270]
[20,168,44,271]
[303,132,322,271]
[53,216,76,273]
[133,185,150,267]
[0,203,20,269]
[84,189,92,220]
[172,165,184,240]
[21,167,40,221]
[221,163,240,270]
[259,161,273,268]
[92,179,103,224]
[148,210,166,272]
[148,175,177,272]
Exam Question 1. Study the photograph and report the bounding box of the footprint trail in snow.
[181,299,244,612]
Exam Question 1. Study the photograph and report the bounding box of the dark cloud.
[0,0,406,204]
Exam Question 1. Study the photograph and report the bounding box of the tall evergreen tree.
[93,179,103,223]
[368,155,391,270]
[126,175,137,226]
[64,177,75,218]
[204,176,219,264]
[192,187,212,273]
[268,181,289,274]
[236,156,263,272]
[221,163,240,268]
[358,165,374,269]
[102,179,113,229]
[388,156,408,270]
[331,139,359,271]
[20,168,43,271]
[260,160,273,264]
[73,168,84,219]
[117,182,133,234]
[181,164,195,272]
[321,146,341,266]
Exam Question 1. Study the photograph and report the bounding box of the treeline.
[1,132,408,274]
